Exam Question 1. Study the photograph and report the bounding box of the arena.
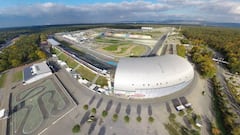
[114,54,194,98]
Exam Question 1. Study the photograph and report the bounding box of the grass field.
[0,73,7,88]
[96,76,108,87]
[52,48,62,55]
[58,53,78,68]
[130,45,146,56]
[12,70,23,82]
[75,66,96,81]
[103,45,119,51]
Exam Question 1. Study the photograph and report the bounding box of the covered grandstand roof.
[47,39,60,46]
[114,54,194,91]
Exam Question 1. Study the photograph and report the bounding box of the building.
[23,61,52,85]
[141,27,153,30]
[114,55,194,98]
[47,39,60,46]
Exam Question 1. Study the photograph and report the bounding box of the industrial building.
[23,61,52,85]
[114,55,194,98]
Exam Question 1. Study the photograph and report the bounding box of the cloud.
[0,0,240,27]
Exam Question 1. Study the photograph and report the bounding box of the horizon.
[1,0,240,28]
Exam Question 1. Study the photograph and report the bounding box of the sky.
[0,0,240,28]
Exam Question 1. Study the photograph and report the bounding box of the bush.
[169,113,176,121]
[91,108,96,114]
[136,116,142,122]
[112,113,118,122]
[102,110,108,117]
[83,104,88,110]
[148,116,154,123]
[124,115,130,123]
[178,111,185,116]
[186,108,193,114]
[72,124,80,133]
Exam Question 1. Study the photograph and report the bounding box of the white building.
[23,61,52,85]
[47,39,60,46]
[114,55,194,98]
[141,27,153,30]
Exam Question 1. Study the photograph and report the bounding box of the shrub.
[83,104,88,110]
[169,113,176,121]
[102,110,108,117]
[148,116,154,123]
[72,124,80,133]
[124,115,130,123]
[136,116,142,122]
[178,111,185,116]
[186,108,193,114]
[91,108,96,114]
[112,113,118,122]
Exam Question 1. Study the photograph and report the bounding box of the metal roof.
[47,39,60,46]
[114,54,194,91]
[23,61,52,82]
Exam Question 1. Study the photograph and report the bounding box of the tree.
[102,110,108,117]
[36,50,47,59]
[83,104,88,110]
[124,115,130,123]
[91,108,96,114]
[136,116,142,122]
[72,124,80,133]
[148,116,154,123]
[112,113,118,122]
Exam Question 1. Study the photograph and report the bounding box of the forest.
[190,46,216,78]
[181,26,240,73]
[0,34,47,72]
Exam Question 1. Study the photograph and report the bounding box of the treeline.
[176,45,186,57]
[0,34,47,72]
[212,76,240,135]
[181,26,240,73]
[190,46,216,78]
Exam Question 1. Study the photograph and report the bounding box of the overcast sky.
[0,0,240,28]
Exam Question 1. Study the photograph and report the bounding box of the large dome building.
[114,55,194,99]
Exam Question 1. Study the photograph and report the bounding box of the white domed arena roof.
[114,54,194,98]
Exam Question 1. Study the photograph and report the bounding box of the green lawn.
[66,59,78,69]
[12,70,23,82]
[58,53,69,61]
[96,76,108,87]
[58,53,78,68]
[0,73,7,88]
[103,45,119,51]
[75,66,96,81]
[52,48,61,55]
[130,45,146,56]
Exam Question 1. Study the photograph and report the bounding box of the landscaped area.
[0,73,7,88]
[12,70,23,82]
[58,53,78,69]
[96,37,147,57]
[9,79,75,135]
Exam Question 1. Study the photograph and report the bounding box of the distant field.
[130,45,146,56]
[131,31,162,39]
[12,70,23,82]
[96,37,132,46]
[103,45,119,51]
[0,73,7,88]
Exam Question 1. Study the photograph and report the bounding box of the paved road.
[147,33,168,56]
